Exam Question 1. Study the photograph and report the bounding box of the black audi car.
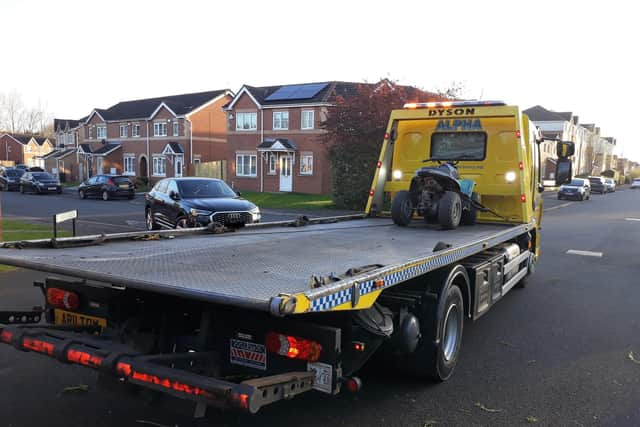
[19,171,62,194]
[0,167,25,191]
[145,177,261,230]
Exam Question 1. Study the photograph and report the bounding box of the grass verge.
[239,191,334,209]
[0,219,71,272]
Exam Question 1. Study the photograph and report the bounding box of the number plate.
[307,362,333,394]
[119,184,129,189]
[48,187,56,191]
[54,309,107,328]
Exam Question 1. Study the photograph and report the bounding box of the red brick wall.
[0,135,24,164]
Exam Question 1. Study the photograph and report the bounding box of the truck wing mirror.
[554,159,572,186]
[556,141,575,159]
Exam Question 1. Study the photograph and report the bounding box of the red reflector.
[353,341,366,352]
[520,194,527,203]
[376,160,382,168]
[369,189,375,197]
[516,130,521,138]
[345,377,362,393]
[116,362,132,377]
[265,332,322,362]
[131,370,205,396]
[0,330,13,344]
[23,337,54,355]
[47,288,80,311]
[384,132,390,140]
[68,349,103,368]
[232,392,250,410]
[518,161,524,170]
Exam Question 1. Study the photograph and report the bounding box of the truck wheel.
[461,192,479,225]
[438,191,462,229]
[407,283,464,381]
[391,191,414,226]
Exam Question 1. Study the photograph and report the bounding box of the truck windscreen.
[430,132,486,160]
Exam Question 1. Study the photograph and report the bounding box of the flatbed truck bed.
[0,216,531,316]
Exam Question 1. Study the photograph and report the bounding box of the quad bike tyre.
[438,191,462,229]
[392,190,414,226]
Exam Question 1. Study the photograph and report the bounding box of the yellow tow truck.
[0,101,572,417]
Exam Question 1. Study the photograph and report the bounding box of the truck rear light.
[67,349,103,368]
[265,332,322,362]
[369,189,375,196]
[47,288,80,311]
[0,330,13,343]
[516,130,521,138]
[23,337,54,355]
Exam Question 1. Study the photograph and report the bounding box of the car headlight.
[250,207,261,221]
[190,208,212,217]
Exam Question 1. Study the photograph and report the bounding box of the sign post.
[53,209,78,238]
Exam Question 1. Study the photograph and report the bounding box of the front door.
[279,154,292,192]
[175,155,183,178]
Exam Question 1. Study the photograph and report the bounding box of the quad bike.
[391,160,479,229]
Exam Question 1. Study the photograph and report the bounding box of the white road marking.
[546,202,573,211]
[625,218,640,221]
[566,249,603,257]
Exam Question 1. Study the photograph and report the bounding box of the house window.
[236,154,257,177]
[301,110,314,130]
[89,127,93,139]
[154,122,167,137]
[132,124,140,137]
[173,121,179,136]
[97,126,107,139]
[69,132,75,145]
[236,112,257,131]
[300,153,313,175]
[153,156,166,176]
[193,158,201,165]
[96,157,104,174]
[268,154,277,175]
[273,111,289,130]
[124,156,136,176]
[120,124,128,138]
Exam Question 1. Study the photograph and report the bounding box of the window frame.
[173,121,179,137]
[120,124,128,138]
[132,124,141,137]
[429,132,488,161]
[154,122,168,137]
[273,111,289,130]
[268,153,277,175]
[301,110,314,130]
[236,153,257,177]
[299,153,314,176]
[235,112,258,131]
[123,156,136,176]
[152,156,166,177]
[96,125,107,140]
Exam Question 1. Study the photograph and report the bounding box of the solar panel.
[265,83,328,101]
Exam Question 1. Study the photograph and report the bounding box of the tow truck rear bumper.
[0,322,315,414]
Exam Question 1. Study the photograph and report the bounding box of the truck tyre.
[407,282,465,381]
[392,191,414,226]
[461,192,479,225]
[438,191,462,229]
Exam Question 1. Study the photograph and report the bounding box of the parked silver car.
[604,178,616,193]
[631,178,640,189]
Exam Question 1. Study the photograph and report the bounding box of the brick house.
[0,133,54,167]
[53,89,233,183]
[224,81,437,194]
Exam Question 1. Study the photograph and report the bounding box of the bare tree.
[0,90,52,134]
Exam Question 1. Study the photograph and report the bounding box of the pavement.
[0,188,639,426]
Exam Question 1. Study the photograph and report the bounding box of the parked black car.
[145,177,261,230]
[0,168,25,191]
[588,176,607,194]
[557,178,591,201]
[15,164,29,170]
[19,172,62,194]
[78,175,135,200]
